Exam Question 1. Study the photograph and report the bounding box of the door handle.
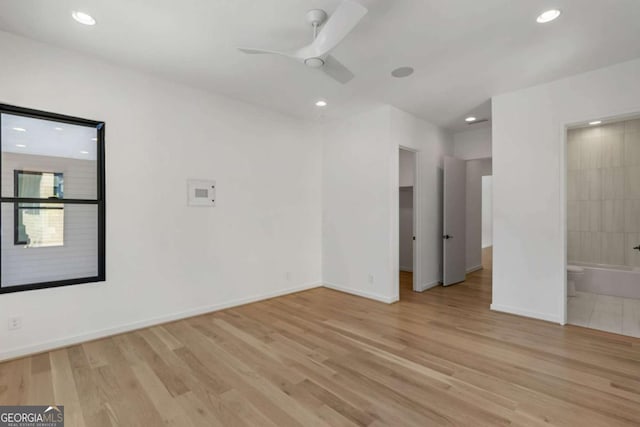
[443,235,453,240]
[634,245,640,251]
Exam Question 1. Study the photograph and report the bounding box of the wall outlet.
[285,272,291,281]
[8,317,22,330]
[368,274,374,284]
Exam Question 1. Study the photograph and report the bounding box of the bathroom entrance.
[566,115,640,337]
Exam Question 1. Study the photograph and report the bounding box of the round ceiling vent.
[391,66,414,78]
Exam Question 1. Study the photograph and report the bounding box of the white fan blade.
[297,0,367,59]
[238,47,296,58]
[322,55,355,84]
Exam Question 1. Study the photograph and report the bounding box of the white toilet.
[567,265,584,297]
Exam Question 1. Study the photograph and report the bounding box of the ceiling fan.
[238,0,368,84]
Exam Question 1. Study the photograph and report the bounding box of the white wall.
[492,57,640,324]
[465,158,492,272]
[453,127,492,160]
[321,106,394,302]
[482,176,493,248]
[321,105,452,302]
[391,108,453,292]
[0,31,321,360]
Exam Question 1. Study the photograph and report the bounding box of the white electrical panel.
[187,179,216,207]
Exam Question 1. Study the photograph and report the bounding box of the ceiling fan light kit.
[305,57,325,68]
[238,0,367,84]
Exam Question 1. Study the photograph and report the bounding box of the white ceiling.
[1,114,98,160]
[0,0,639,131]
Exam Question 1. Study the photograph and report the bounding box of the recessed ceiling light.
[391,66,414,78]
[536,9,561,24]
[465,117,477,122]
[54,127,63,131]
[589,120,602,125]
[315,100,327,107]
[72,11,96,26]
[80,150,90,154]
[12,127,26,132]
[15,144,27,148]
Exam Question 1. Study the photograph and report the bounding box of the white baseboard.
[490,303,562,324]
[415,280,440,292]
[0,281,322,362]
[466,265,483,274]
[399,266,413,272]
[322,282,398,304]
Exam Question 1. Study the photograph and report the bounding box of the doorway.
[481,175,493,269]
[399,148,416,296]
[565,115,640,337]
[442,157,493,286]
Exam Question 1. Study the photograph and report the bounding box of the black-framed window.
[0,104,105,294]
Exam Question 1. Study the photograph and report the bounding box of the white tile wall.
[578,200,600,231]
[602,133,624,168]
[567,201,579,232]
[626,233,640,267]
[626,119,640,133]
[580,232,601,263]
[587,169,602,200]
[580,136,602,169]
[625,167,640,199]
[601,233,625,265]
[567,139,581,171]
[602,168,624,200]
[568,231,580,260]
[602,200,624,232]
[625,200,640,232]
[567,119,640,266]
[624,132,640,166]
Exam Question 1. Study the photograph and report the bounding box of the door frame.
[393,146,422,300]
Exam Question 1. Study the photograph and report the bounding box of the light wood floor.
[2,251,640,426]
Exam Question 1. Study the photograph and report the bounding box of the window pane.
[1,203,98,287]
[1,113,97,199]
[16,204,64,247]
[17,171,63,198]
[14,170,65,247]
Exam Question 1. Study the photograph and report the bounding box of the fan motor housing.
[305,57,325,68]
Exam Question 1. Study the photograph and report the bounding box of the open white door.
[443,156,466,286]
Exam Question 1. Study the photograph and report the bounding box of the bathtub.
[570,263,640,299]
